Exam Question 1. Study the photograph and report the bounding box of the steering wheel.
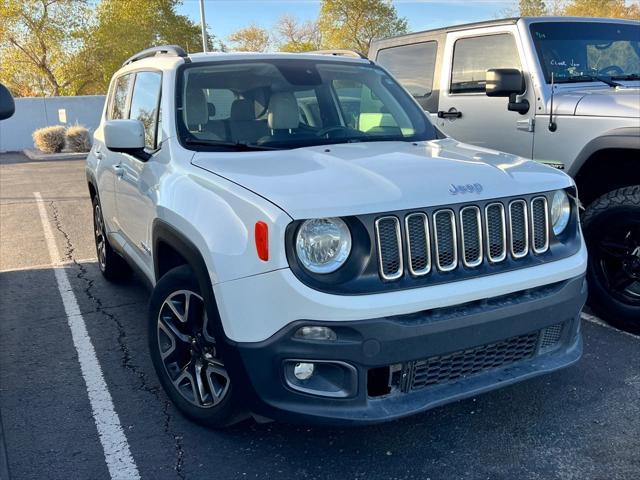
[316,125,352,138]
[598,65,624,76]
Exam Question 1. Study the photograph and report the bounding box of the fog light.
[293,362,315,380]
[294,326,337,341]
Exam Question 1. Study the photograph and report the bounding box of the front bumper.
[228,275,587,425]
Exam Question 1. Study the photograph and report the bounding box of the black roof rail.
[122,45,188,67]
[307,49,368,60]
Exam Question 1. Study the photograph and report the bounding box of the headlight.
[550,190,571,235]
[295,218,351,273]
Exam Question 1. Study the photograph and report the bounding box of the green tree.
[519,0,548,15]
[0,0,93,97]
[318,0,408,53]
[276,15,322,52]
[562,0,640,18]
[228,24,270,52]
[83,0,208,93]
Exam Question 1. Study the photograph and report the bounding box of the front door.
[435,28,535,159]
[114,70,162,275]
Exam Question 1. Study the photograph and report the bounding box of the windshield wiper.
[610,73,640,81]
[557,74,622,88]
[184,138,276,151]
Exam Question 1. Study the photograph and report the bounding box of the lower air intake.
[539,323,564,352]
[406,331,539,392]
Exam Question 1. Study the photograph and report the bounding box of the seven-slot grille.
[375,196,550,281]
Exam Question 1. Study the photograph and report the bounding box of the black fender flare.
[151,219,261,409]
[568,126,640,177]
[86,169,98,197]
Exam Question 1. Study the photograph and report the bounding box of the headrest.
[268,92,299,130]
[207,102,216,118]
[184,87,208,128]
[230,99,255,121]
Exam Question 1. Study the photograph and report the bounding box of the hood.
[551,86,640,117]
[191,138,573,219]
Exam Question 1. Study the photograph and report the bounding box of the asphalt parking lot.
[0,152,639,480]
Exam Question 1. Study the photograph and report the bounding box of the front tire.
[148,265,243,428]
[583,186,640,334]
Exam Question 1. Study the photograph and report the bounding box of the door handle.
[95,150,103,161]
[112,164,124,178]
[437,109,462,119]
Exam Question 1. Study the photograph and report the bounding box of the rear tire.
[92,196,131,282]
[583,186,640,334]
[148,265,244,428]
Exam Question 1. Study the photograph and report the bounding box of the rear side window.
[129,71,162,149]
[376,41,438,100]
[109,74,133,120]
[451,34,521,94]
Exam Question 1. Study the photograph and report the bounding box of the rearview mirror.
[485,69,525,97]
[104,119,150,161]
[485,69,529,114]
[0,83,15,120]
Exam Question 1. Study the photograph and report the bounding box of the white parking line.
[34,192,140,480]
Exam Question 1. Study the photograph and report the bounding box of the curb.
[22,148,87,161]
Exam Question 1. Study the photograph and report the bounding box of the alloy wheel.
[93,203,107,271]
[157,290,230,408]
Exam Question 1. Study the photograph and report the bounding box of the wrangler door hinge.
[516,118,535,132]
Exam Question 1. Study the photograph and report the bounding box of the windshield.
[177,59,435,150]
[530,22,640,83]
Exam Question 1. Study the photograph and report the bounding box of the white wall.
[0,95,106,152]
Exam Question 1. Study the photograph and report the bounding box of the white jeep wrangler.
[370,17,640,332]
[86,46,587,426]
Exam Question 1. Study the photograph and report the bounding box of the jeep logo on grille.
[449,183,483,195]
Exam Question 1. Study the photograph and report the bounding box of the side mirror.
[485,69,525,97]
[485,69,529,114]
[104,119,150,161]
[0,83,15,120]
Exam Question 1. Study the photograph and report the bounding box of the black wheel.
[92,196,131,281]
[149,265,243,427]
[583,186,640,334]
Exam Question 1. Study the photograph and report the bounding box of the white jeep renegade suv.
[86,45,588,427]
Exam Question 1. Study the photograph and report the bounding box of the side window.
[109,74,133,120]
[204,89,235,120]
[129,71,162,150]
[376,41,438,100]
[450,34,521,94]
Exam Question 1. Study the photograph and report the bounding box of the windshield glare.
[178,59,435,150]
[530,22,640,83]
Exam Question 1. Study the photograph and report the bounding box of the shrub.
[32,125,66,153]
[65,124,92,152]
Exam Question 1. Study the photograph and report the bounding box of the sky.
[176,0,517,41]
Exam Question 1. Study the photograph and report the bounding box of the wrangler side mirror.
[485,69,529,115]
[0,83,15,120]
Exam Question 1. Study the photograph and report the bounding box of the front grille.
[460,206,483,267]
[485,202,507,263]
[406,331,539,392]
[531,197,549,254]
[375,216,403,280]
[375,196,550,281]
[509,200,529,258]
[433,210,457,271]
[405,213,431,276]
